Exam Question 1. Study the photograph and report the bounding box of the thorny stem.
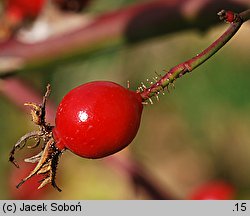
[139,9,250,101]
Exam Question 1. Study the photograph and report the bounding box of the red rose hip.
[188,180,235,200]
[5,0,45,19]
[1,0,45,40]
[9,81,143,191]
[53,81,143,158]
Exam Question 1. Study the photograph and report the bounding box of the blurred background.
[0,0,250,199]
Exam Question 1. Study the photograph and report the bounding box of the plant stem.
[140,9,250,101]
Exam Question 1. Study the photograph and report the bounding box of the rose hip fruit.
[188,180,235,200]
[1,0,45,39]
[53,81,143,158]
[5,0,45,21]
[9,81,143,191]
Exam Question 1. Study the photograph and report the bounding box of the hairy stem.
[140,9,250,101]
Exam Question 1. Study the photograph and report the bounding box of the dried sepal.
[9,84,62,191]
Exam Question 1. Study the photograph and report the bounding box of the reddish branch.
[0,0,248,74]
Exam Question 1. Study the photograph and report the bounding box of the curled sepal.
[9,131,42,168]
[16,138,62,192]
[9,84,63,191]
[24,84,51,127]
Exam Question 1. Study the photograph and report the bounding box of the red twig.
[0,0,248,74]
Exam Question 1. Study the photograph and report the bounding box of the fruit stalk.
[140,9,250,101]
